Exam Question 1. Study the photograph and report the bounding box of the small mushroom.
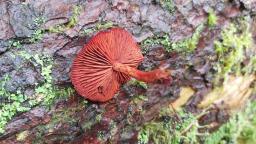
[71,28,171,102]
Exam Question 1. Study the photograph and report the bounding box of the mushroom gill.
[71,28,171,102]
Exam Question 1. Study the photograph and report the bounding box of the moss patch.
[207,9,218,27]
[81,21,114,35]
[138,109,201,144]
[205,100,256,144]
[141,24,204,54]
[213,20,254,83]
[49,5,82,33]
[158,0,176,14]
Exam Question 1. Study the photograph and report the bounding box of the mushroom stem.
[113,63,171,83]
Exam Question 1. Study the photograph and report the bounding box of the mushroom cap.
[71,28,144,102]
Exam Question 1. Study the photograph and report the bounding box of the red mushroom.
[71,28,171,102]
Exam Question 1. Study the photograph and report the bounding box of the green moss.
[29,29,44,43]
[213,21,253,82]
[7,17,45,49]
[109,120,117,139]
[158,0,176,14]
[0,75,31,134]
[49,5,81,33]
[132,95,148,105]
[81,110,104,131]
[130,95,148,115]
[138,121,172,144]
[81,21,114,35]
[16,51,32,60]
[66,5,82,28]
[141,24,204,54]
[51,107,80,124]
[95,113,102,122]
[32,103,85,143]
[0,52,75,134]
[82,28,95,35]
[171,24,204,53]
[138,109,200,144]
[138,101,256,144]
[97,131,106,142]
[207,9,217,27]
[0,12,78,135]
[33,54,55,105]
[96,21,114,30]
[127,78,148,89]
[244,57,256,74]
[34,17,46,27]
[9,40,22,49]
[205,101,256,144]
[16,50,75,106]
[28,54,75,106]
[29,17,46,43]
[48,25,65,33]
[141,34,171,54]
[81,121,94,130]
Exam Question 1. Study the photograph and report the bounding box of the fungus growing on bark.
[71,28,171,102]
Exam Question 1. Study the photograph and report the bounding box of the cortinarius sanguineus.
[71,28,170,102]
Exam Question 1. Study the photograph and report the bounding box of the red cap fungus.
[71,28,171,102]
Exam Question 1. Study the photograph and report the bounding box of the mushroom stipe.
[71,27,171,102]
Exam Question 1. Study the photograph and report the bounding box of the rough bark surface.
[0,0,255,144]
